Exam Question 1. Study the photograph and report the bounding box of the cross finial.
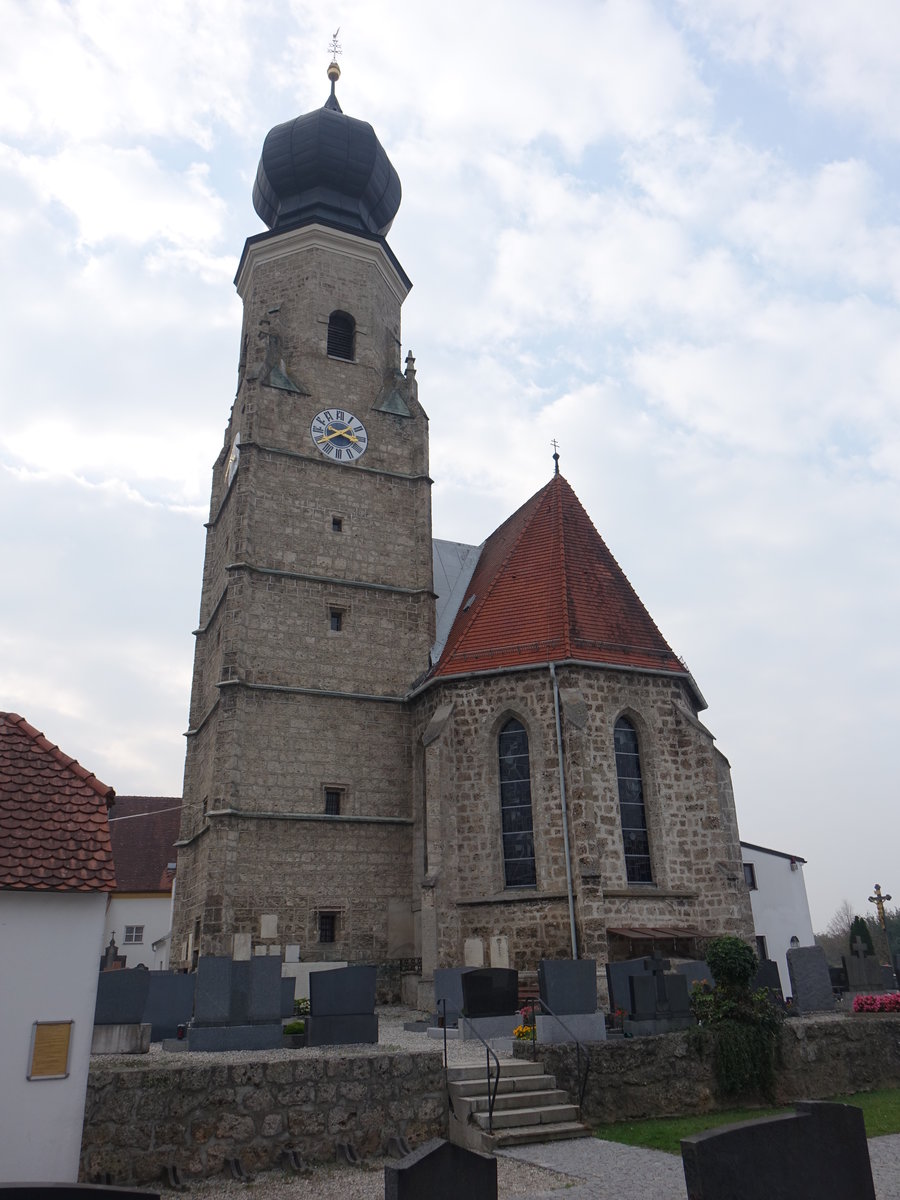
[329,27,342,61]
[551,438,560,476]
[327,28,342,94]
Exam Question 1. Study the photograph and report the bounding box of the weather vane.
[328,27,342,62]
[551,438,560,476]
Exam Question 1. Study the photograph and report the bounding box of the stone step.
[473,1103,579,1131]
[469,1088,569,1113]
[489,1121,592,1149]
[448,1073,557,1099]
[446,1061,544,1083]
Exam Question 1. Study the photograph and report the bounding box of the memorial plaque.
[28,1020,72,1079]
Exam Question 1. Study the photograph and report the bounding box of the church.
[171,61,753,1005]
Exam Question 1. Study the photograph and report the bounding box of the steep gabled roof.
[0,712,117,892]
[108,796,181,893]
[430,474,692,686]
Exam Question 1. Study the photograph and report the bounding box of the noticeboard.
[28,1020,73,1080]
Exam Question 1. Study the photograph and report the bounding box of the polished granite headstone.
[605,956,652,1015]
[384,1138,496,1200]
[94,967,151,1025]
[434,967,475,1026]
[538,959,597,1015]
[175,955,283,1051]
[787,945,835,1013]
[750,958,784,1005]
[143,971,195,1041]
[681,1102,875,1200]
[459,967,520,1043]
[306,965,378,1046]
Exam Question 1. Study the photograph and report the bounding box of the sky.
[2,0,899,934]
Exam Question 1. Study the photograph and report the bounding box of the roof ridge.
[1,712,115,804]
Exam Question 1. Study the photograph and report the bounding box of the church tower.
[172,61,432,977]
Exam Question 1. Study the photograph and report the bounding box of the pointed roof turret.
[430,475,701,702]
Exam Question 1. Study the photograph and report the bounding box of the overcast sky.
[3,0,899,933]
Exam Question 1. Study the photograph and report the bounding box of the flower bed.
[852,992,900,1013]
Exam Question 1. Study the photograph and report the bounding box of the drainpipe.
[550,662,578,959]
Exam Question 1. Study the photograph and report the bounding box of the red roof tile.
[0,713,117,892]
[431,474,690,681]
[108,796,181,893]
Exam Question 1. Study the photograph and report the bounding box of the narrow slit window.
[614,716,653,883]
[498,718,536,888]
[318,912,337,943]
[327,311,355,360]
[324,788,342,816]
[329,609,343,632]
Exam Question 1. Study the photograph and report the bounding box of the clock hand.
[319,423,361,444]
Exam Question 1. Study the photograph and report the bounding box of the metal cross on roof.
[329,27,342,60]
[551,438,560,476]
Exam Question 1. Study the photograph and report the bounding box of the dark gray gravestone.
[880,964,898,991]
[681,1101,875,1200]
[94,968,151,1025]
[461,968,519,1017]
[249,956,283,1021]
[434,967,474,1026]
[750,959,784,1004]
[142,971,195,1040]
[194,956,232,1023]
[281,976,295,1017]
[230,960,251,1024]
[605,957,651,1015]
[384,1137,496,1200]
[844,938,883,992]
[309,965,376,1016]
[0,1188,159,1198]
[538,959,597,1015]
[674,960,712,992]
[787,945,835,1013]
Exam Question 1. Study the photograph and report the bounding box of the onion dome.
[252,62,401,238]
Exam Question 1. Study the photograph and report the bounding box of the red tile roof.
[108,796,181,893]
[431,474,690,682]
[0,713,117,892]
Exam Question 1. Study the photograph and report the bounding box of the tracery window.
[614,716,653,883]
[327,310,355,360]
[499,718,536,888]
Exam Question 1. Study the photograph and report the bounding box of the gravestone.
[142,971,195,1040]
[433,967,474,1027]
[843,936,884,994]
[606,956,652,1015]
[94,968,151,1025]
[624,951,693,1036]
[459,968,519,1043]
[681,1101,875,1200]
[306,964,378,1046]
[750,958,784,1005]
[880,964,899,991]
[280,976,295,1017]
[787,945,835,1013]
[384,1138,496,1200]
[536,959,605,1043]
[176,955,284,1051]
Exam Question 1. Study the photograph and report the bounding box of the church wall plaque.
[27,1019,73,1079]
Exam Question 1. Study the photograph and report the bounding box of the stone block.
[536,1012,606,1044]
[489,935,509,969]
[90,1023,151,1055]
[384,1137,497,1200]
[538,958,597,1015]
[459,1015,519,1041]
[232,932,252,961]
[305,1014,379,1046]
[463,937,485,967]
[186,1023,283,1052]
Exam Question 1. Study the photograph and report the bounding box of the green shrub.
[850,916,875,957]
[283,1019,306,1035]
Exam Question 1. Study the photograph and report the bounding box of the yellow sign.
[28,1021,72,1079]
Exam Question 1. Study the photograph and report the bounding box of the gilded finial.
[327,28,342,84]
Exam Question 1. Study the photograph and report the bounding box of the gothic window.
[327,310,355,360]
[499,718,536,888]
[614,716,653,883]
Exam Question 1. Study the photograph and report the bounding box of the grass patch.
[593,1088,900,1154]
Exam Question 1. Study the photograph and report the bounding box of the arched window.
[498,718,536,887]
[327,310,355,360]
[614,716,652,883]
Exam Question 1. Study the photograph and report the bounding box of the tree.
[849,915,875,956]
[815,899,857,966]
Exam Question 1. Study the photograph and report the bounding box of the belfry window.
[614,716,653,883]
[499,718,536,888]
[327,310,355,360]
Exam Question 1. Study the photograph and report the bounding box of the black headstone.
[461,968,519,1018]
[93,967,151,1025]
[787,946,835,1012]
[248,955,283,1022]
[142,971,195,1040]
[606,957,652,1015]
[538,959,597,1015]
[750,959,784,1004]
[281,976,296,1018]
[384,1138,497,1200]
[309,965,376,1017]
[681,1102,875,1200]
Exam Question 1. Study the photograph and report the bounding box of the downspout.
[550,662,578,959]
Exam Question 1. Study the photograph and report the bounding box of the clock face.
[310,409,369,462]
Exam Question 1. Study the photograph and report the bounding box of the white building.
[741,840,815,997]
[0,712,116,1184]
[105,796,180,970]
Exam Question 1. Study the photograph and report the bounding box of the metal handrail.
[459,1011,502,1133]
[522,997,592,1112]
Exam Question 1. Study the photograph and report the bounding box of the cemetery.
[69,942,900,1189]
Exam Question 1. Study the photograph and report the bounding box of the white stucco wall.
[0,890,107,1183]
[741,843,815,997]
[104,894,172,969]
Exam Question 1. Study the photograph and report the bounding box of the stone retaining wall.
[80,1051,446,1186]
[528,1014,900,1122]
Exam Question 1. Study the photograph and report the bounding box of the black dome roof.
[252,89,401,238]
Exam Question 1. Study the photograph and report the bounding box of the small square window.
[124,925,144,945]
[329,609,343,632]
[743,863,757,890]
[319,912,337,943]
[324,788,342,816]
[332,516,343,533]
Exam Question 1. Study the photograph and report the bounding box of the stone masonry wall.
[530,1014,900,1123]
[81,1051,446,1186]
